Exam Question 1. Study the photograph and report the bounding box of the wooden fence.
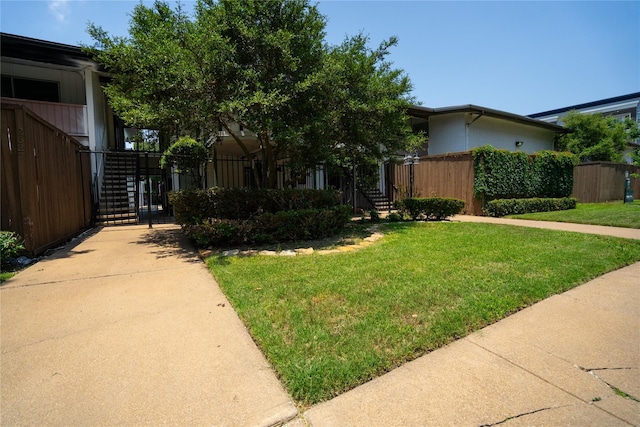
[572,162,640,203]
[1,103,92,256]
[388,153,640,216]
[390,152,483,215]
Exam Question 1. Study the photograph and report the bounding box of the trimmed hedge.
[484,197,577,217]
[169,188,351,247]
[473,146,578,200]
[183,205,353,246]
[394,197,465,221]
[169,188,343,224]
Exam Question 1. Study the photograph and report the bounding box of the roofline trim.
[528,92,640,118]
[408,104,566,133]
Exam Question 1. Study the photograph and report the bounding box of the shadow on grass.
[202,220,378,255]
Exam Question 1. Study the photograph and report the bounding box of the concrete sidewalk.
[1,224,297,426]
[2,219,639,427]
[452,214,640,240]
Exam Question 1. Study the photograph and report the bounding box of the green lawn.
[507,201,640,228]
[206,222,640,406]
[0,272,15,282]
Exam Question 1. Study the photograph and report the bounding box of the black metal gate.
[89,151,173,227]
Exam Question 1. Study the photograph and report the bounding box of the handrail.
[357,185,377,210]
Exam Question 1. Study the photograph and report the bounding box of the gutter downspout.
[465,111,484,151]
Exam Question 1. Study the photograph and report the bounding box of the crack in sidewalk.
[578,366,640,402]
[478,405,562,427]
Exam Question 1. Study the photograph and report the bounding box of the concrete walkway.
[1,224,297,426]
[2,219,639,426]
[452,214,640,240]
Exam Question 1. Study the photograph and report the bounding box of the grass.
[506,201,640,228]
[206,222,640,406]
[0,271,16,282]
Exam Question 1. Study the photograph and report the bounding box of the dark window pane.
[12,78,59,102]
[1,75,13,97]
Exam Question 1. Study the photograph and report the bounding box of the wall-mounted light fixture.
[515,140,524,147]
[403,153,420,198]
[205,135,223,148]
[403,153,420,165]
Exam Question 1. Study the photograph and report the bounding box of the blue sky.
[1,0,638,115]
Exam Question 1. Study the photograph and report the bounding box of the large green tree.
[86,0,421,188]
[312,34,423,188]
[557,110,639,162]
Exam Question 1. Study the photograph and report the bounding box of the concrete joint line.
[0,265,196,290]
[1,308,171,355]
[579,366,640,403]
[467,340,594,403]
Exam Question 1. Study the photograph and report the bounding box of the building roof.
[528,92,640,119]
[408,104,566,133]
[0,32,102,71]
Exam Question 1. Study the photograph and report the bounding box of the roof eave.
[409,104,566,133]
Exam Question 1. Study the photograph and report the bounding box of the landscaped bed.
[507,201,640,228]
[206,221,640,406]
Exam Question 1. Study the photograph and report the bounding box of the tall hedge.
[473,146,578,201]
[168,188,350,247]
[169,188,343,224]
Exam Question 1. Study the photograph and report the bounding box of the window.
[612,113,632,123]
[1,76,12,98]
[1,75,60,102]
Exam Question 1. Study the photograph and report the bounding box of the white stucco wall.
[428,113,556,155]
[469,115,555,154]
[428,113,467,155]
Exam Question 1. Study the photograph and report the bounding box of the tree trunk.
[262,132,279,189]
[221,122,262,188]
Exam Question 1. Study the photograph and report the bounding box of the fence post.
[352,162,357,214]
[624,171,633,203]
[146,152,152,228]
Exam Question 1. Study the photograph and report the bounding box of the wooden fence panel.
[390,152,483,215]
[572,162,640,203]
[387,154,640,216]
[2,98,89,137]
[1,103,92,256]
[1,108,23,232]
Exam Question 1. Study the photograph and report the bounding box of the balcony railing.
[1,97,88,137]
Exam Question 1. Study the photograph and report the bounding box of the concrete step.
[97,211,137,221]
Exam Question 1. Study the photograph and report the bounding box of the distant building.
[529,92,640,163]
[409,104,565,156]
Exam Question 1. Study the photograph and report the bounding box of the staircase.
[361,188,392,212]
[96,153,138,226]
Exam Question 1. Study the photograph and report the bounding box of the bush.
[183,205,352,247]
[167,189,216,225]
[386,212,403,222]
[171,188,350,247]
[1,231,25,263]
[394,197,465,221]
[169,188,343,224]
[484,197,577,217]
[161,137,209,188]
